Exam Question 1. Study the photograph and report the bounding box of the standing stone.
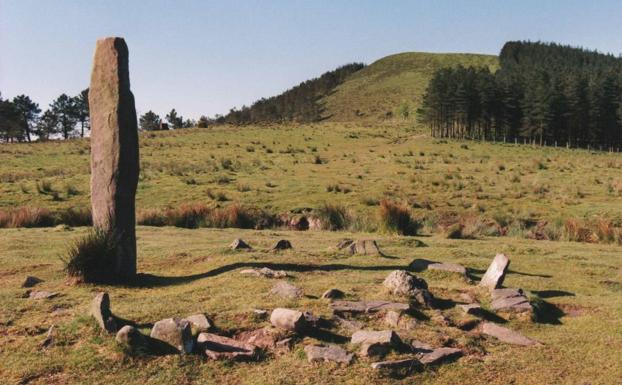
[479,253,510,290]
[89,37,139,280]
[90,292,117,333]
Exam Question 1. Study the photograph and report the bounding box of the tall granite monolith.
[89,37,139,280]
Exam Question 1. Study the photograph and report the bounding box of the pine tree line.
[223,63,365,124]
[419,41,622,149]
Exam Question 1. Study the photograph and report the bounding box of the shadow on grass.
[532,298,565,325]
[467,267,552,281]
[132,261,409,288]
[532,290,575,298]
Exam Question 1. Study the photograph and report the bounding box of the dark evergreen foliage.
[419,41,622,149]
[223,63,365,124]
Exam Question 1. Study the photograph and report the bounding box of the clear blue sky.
[1,0,621,119]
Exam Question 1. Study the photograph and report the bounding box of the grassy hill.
[321,52,498,123]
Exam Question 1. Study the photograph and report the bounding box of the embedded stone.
[270,308,308,332]
[271,239,292,251]
[28,291,58,300]
[240,267,288,279]
[22,276,43,288]
[347,239,384,256]
[481,322,539,346]
[420,347,463,365]
[383,270,432,305]
[270,281,303,299]
[304,345,353,364]
[89,37,139,281]
[371,358,421,370]
[491,288,532,313]
[331,300,410,315]
[459,303,482,315]
[322,288,345,299]
[197,333,257,361]
[150,318,194,354]
[479,254,510,289]
[428,262,467,275]
[184,314,212,334]
[115,325,145,348]
[90,292,117,333]
[230,238,252,250]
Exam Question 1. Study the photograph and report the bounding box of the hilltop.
[321,52,498,123]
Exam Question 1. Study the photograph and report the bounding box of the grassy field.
[2,123,622,233]
[0,226,621,384]
[321,52,498,123]
[1,122,622,384]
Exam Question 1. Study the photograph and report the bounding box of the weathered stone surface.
[428,262,467,275]
[89,37,139,281]
[322,288,345,299]
[351,330,402,346]
[383,270,432,305]
[304,345,353,364]
[333,315,363,332]
[115,325,145,348]
[241,267,288,279]
[270,281,303,299]
[383,310,401,328]
[347,239,384,256]
[184,314,212,334]
[371,358,421,370]
[230,238,252,250]
[40,325,56,349]
[197,333,257,361]
[235,327,287,350]
[411,340,434,353]
[150,318,194,353]
[479,254,510,290]
[271,239,292,251]
[270,308,307,332]
[22,276,43,288]
[481,322,539,346]
[336,239,354,249]
[331,300,410,315]
[491,288,533,314]
[90,292,117,333]
[28,290,58,300]
[420,347,463,365]
[458,303,482,315]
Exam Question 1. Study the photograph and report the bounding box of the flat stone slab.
[491,288,532,313]
[481,322,539,346]
[428,262,467,275]
[351,330,401,346]
[235,327,287,350]
[331,300,410,315]
[371,358,421,370]
[270,281,303,298]
[420,347,463,365]
[479,253,510,289]
[304,345,353,364]
[197,333,257,361]
[28,290,58,300]
[241,267,288,279]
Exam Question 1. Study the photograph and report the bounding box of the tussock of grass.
[378,199,421,236]
[314,203,351,231]
[63,228,118,283]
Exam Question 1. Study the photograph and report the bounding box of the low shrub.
[378,200,421,236]
[0,207,55,228]
[314,203,351,231]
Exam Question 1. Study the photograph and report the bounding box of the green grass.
[321,52,498,123]
[0,226,621,384]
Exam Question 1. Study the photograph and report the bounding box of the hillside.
[321,52,498,123]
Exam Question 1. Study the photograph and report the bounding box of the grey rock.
[270,308,307,332]
[420,347,463,365]
[115,325,145,348]
[184,314,212,334]
[271,239,292,251]
[333,315,363,332]
[28,290,58,300]
[89,37,139,281]
[40,324,56,349]
[304,345,353,364]
[371,358,421,370]
[22,276,43,288]
[331,300,410,315]
[383,270,432,305]
[150,318,194,354]
[322,288,345,299]
[335,239,354,250]
[428,262,467,275]
[351,330,402,356]
[479,253,510,290]
[90,292,117,333]
[383,310,401,328]
[270,281,303,299]
[230,238,252,250]
[241,267,288,279]
[347,239,384,256]
[197,333,257,361]
[481,322,539,346]
[235,327,286,350]
[411,340,434,354]
[491,288,532,313]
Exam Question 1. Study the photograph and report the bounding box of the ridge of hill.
[321,52,498,123]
